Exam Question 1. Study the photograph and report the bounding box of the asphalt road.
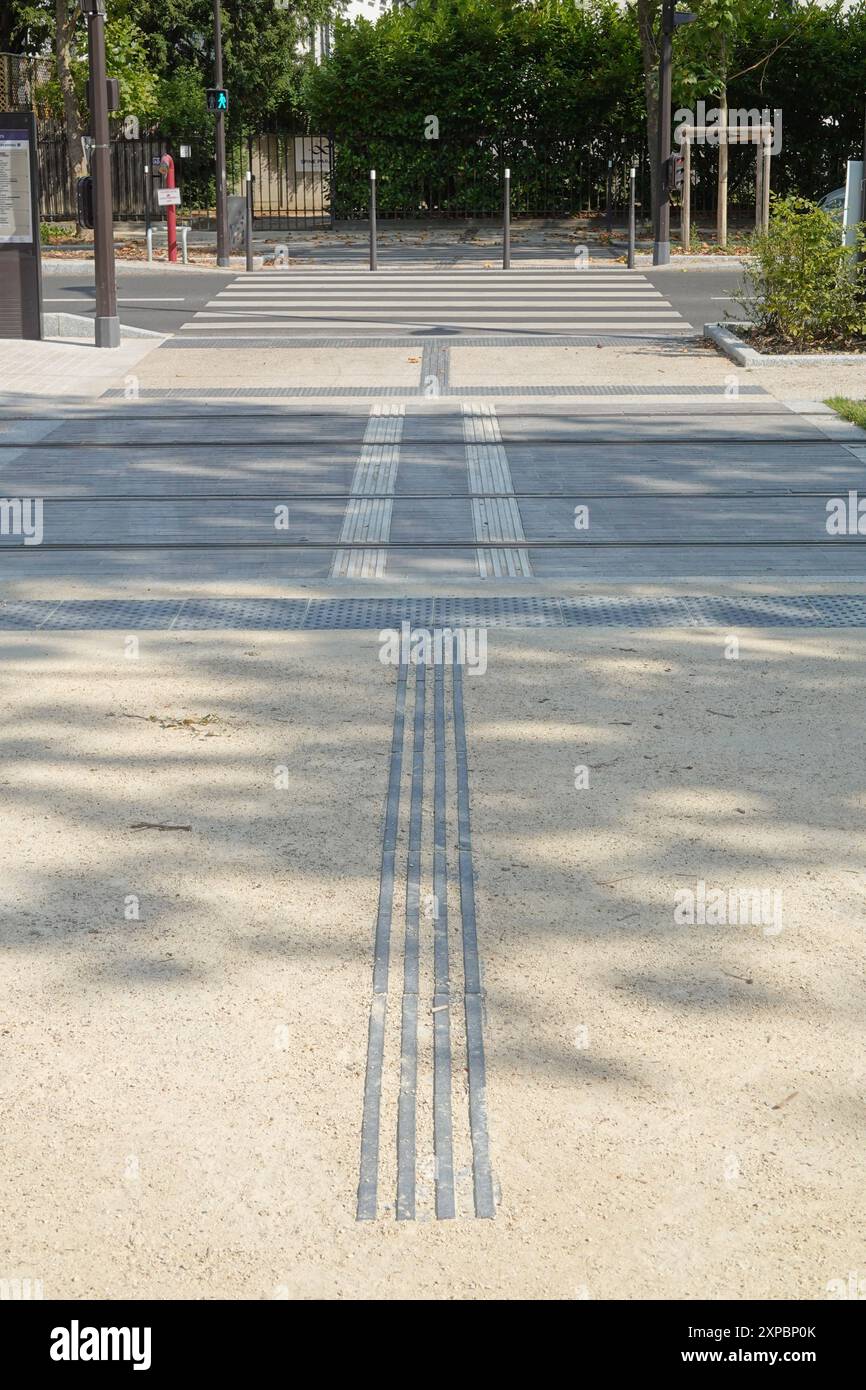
[40,263,747,336]
[644,266,748,330]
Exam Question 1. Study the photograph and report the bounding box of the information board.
[0,112,43,339]
[0,127,34,244]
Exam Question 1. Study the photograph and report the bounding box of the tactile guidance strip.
[357,655,495,1221]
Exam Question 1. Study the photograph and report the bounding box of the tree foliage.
[302,0,644,215]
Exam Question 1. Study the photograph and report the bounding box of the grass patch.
[826,397,866,429]
[40,222,75,243]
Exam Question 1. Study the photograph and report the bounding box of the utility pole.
[213,0,229,268]
[80,0,119,347]
[653,2,696,267]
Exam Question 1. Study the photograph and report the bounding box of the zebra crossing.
[176,266,693,337]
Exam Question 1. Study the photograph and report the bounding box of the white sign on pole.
[843,160,864,249]
[157,187,181,207]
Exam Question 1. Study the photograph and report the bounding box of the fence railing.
[34,122,762,228]
[35,125,334,228]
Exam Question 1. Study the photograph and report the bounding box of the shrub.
[741,195,866,349]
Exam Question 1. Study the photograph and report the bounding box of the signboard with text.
[0,112,42,339]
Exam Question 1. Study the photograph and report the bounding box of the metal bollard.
[369,169,378,272]
[503,167,511,270]
[245,171,254,273]
[627,167,636,270]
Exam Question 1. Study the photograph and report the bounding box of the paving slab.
[0,337,164,404]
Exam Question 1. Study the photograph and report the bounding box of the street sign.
[157,187,181,207]
[179,144,191,159]
[207,89,229,112]
[294,136,329,173]
[0,112,43,338]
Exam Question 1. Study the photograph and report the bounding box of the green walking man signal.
[207,88,229,112]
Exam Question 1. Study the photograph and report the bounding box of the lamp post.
[213,0,229,268]
[79,0,119,347]
[653,2,696,267]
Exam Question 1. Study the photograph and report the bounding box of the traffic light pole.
[653,0,674,267]
[82,0,119,347]
[213,0,229,268]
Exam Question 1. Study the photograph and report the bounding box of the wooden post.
[755,135,763,232]
[681,132,691,251]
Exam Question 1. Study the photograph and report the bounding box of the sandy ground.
[133,338,866,404]
[135,345,421,390]
[2,331,861,408]
[1,628,864,1300]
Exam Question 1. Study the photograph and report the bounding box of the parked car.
[818,187,845,218]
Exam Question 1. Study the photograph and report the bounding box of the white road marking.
[332,405,404,579]
[463,402,531,579]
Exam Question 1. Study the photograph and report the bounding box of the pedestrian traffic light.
[207,89,229,113]
[86,77,119,111]
[667,151,685,191]
[76,175,94,229]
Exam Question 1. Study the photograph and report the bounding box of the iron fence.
[33,120,763,229]
[35,123,334,228]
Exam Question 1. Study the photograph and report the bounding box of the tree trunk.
[56,0,87,231]
[637,0,662,234]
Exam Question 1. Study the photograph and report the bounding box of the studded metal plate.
[174,598,309,630]
[2,594,866,631]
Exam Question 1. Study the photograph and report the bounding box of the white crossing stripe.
[177,267,692,336]
[463,402,531,579]
[331,404,404,579]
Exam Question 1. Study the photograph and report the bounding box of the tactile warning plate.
[434,596,562,627]
[303,598,435,630]
[2,593,866,631]
[174,598,309,630]
[40,599,184,630]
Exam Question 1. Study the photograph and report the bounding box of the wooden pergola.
[676,124,775,248]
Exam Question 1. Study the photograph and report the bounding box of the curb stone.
[706,319,866,367]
